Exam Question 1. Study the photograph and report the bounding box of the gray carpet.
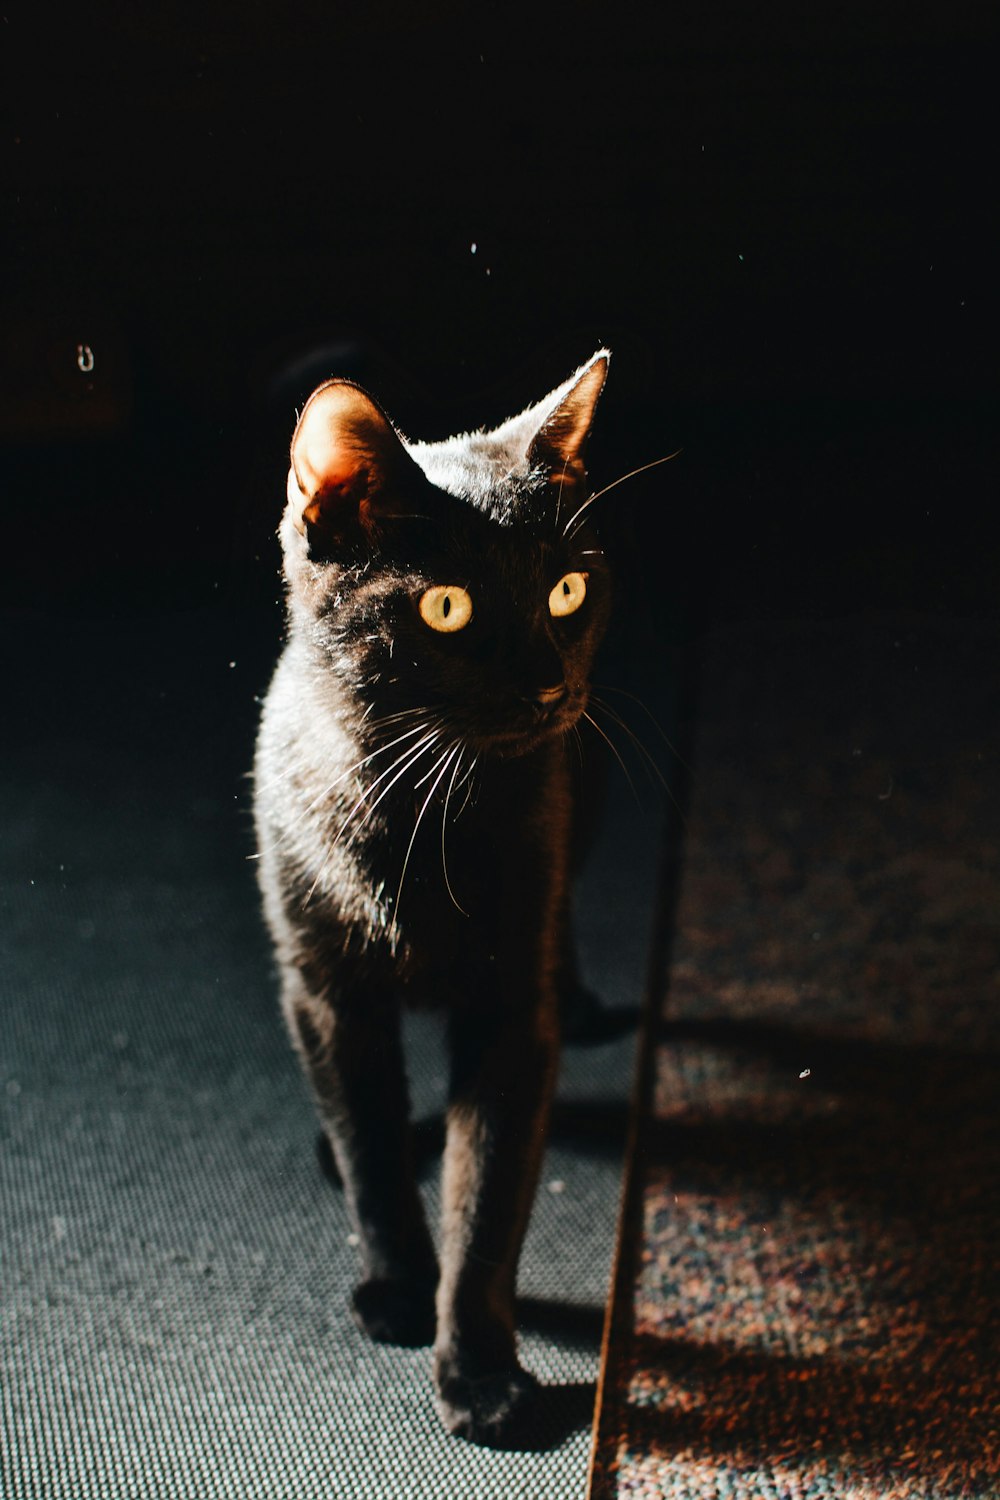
[1,606,671,1499]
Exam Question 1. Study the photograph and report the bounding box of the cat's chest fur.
[256,638,573,993]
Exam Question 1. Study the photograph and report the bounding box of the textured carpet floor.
[591,615,999,1500]
[0,606,669,1500]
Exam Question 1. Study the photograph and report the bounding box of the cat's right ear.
[285,380,419,554]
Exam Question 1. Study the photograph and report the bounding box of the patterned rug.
[590,616,999,1499]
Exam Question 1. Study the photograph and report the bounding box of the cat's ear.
[526,349,609,487]
[286,380,419,552]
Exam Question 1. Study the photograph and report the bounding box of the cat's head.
[279,351,611,757]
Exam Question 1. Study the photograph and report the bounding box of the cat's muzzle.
[524,683,568,714]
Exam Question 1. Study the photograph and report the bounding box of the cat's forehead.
[387,477,564,596]
[436,504,558,584]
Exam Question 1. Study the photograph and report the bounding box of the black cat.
[253,351,612,1445]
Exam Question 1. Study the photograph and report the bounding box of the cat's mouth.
[477,695,587,756]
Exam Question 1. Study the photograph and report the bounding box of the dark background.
[2,1,997,642]
[3,11,997,1490]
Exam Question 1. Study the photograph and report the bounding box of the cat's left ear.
[526,349,609,487]
[285,379,422,553]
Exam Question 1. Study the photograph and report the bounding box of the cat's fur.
[253,351,612,1445]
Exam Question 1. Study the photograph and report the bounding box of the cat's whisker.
[592,683,694,774]
[337,731,443,852]
[263,721,433,855]
[553,455,572,534]
[250,757,307,798]
[319,729,440,859]
[569,721,585,770]
[413,738,458,789]
[589,697,667,791]
[588,696,689,829]
[302,732,444,908]
[441,748,470,917]
[370,705,438,730]
[257,712,432,804]
[454,748,478,793]
[389,745,459,941]
[323,722,431,796]
[581,709,643,810]
[301,846,334,911]
[562,451,681,538]
[453,754,479,819]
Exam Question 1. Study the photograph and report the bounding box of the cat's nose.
[528,683,567,711]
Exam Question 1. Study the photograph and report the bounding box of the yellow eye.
[548,571,588,618]
[418,584,473,633]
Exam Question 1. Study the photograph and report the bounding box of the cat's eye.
[418,584,474,633]
[548,571,588,618]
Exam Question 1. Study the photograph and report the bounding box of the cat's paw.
[434,1357,540,1447]
[350,1276,436,1347]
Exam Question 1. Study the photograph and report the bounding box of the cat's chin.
[480,717,580,759]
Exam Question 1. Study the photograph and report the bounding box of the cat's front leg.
[282,973,438,1347]
[433,988,559,1445]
